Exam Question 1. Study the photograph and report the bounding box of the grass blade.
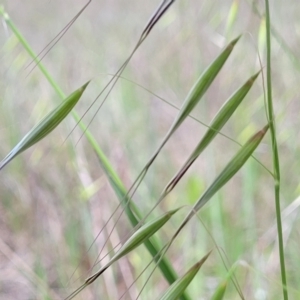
[188,125,268,214]
[225,0,239,38]
[85,208,180,285]
[210,264,238,300]
[159,251,211,300]
[0,81,90,170]
[210,280,227,300]
[150,35,241,160]
[165,71,260,193]
[174,125,269,237]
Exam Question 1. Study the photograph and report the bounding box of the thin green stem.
[265,1,288,299]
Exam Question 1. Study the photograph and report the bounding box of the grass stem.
[265,1,288,299]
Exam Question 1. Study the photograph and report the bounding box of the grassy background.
[0,0,300,299]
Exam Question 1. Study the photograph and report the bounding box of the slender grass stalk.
[265,1,288,299]
[0,7,187,297]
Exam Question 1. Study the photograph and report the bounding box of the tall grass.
[0,1,298,299]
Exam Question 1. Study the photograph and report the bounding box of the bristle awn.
[135,236,185,299]
[0,81,90,171]
[173,125,269,241]
[141,0,168,38]
[26,0,91,74]
[64,282,88,300]
[141,0,175,41]
[71,0,177,146]
[135,210,207,300]
[193,215,244,298]
[116,242,171,300]
[158,252,211,300]
[73,42,142,146]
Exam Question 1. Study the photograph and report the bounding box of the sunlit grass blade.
[158,251,211,300]
[165,71,260,194]
[85,208,180,285]
[0,81,90,171]
[174,125,269,236]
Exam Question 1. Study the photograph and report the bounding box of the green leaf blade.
[165,71,260,193]
[159,251,211,300]
[0,81,89,170]
[170,35,241,135]
[193,125,269,212]
[210,281,227,300]
[190,71,260,159]
[172,125,269,234]
[85,208,180,285]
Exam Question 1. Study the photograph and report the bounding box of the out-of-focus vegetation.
[0,0,300,299]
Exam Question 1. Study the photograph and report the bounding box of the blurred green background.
[0,0,300,299]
